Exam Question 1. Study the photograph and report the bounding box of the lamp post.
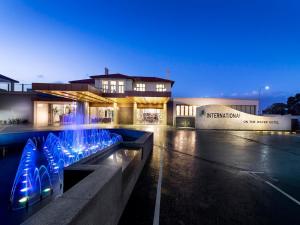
[258,85,270,115]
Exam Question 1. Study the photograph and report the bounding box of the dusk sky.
[1,0,300,108]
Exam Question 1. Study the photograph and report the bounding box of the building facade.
[172,98,259,128]
[32,73,174,126]
[0,72,261,128]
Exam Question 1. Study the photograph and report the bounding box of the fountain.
[10,129,122,210]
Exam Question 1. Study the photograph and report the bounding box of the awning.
[32,83,112,103]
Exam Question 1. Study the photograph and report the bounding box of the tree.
[264,93,300,115]
[263,103,288,115]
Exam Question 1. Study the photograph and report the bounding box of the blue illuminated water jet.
[10,129,122,210]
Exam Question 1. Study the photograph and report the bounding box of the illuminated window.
[156,84,166,92]
[102,81,109,93]
[176,104,197,116]
[189,106,193,116]
[134,83,145,91]
[118,81,124,93]
[110,81,117,93]
[180,105,184,116]
[176,105,180,116]
[184,106,189,116]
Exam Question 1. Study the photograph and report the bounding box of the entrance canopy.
[32,83,112,103]
[33,83,169,105]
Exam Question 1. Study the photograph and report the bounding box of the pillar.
[163,103,167,125]
[83,102,89,124]
[113,102,118,125]
[133,102,137,125]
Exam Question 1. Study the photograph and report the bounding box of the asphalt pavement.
[119,128,300,225]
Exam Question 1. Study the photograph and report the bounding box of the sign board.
[196,105,291,131]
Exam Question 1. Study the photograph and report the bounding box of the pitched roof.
[0,74,19,83]
[69,78,95,84]
[90,73,175,86]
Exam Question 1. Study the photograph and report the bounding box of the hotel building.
[0,72,259,128]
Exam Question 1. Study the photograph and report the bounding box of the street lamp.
[259,85,270,115]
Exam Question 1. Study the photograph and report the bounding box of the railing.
[0,83,32,92]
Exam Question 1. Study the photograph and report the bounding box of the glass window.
[102,81,109,92]
[189,106,193,116]
[176,105,180,116]
[110,81,117,93]
[156,84,166,92]
[118,81,124,93]
[180,105,184,116]
[134,83,145,91]
[184,106,188,116]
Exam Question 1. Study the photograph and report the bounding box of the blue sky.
[0,0,300,108]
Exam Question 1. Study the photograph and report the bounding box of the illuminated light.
[18,197,28,203]
[20,187,29,192]
[43,188,51,193]
[10,129,123,210]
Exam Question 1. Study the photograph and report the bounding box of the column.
[113,102,118,125]
[133,102,137,125]
[163,103,167,125]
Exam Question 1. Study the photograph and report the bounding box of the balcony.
[0,83,32,92]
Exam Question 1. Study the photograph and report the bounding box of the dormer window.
[134,83,145,92]
[156,84,166,92]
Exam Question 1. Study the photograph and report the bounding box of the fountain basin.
[21,129,153,225]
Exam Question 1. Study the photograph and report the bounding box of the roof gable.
[0,74,19,83]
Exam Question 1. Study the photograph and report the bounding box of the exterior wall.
[173,98,259,126]
[95,78,171,93]
[132,81,171,92]
[95,78,132,92]
[196,105,291,131]
[0,93,34,124]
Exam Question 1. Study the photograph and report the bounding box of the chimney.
[166,68,170,80]
[104,67,109,75]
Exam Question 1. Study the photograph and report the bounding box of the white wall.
[132,82,171,92]
[95,78,171,92]
[195,105,291,131]
[95,78,130,92]
[173,98,259,124]
[0,93,33,123]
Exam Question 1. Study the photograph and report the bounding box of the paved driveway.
[119,127,300,225]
